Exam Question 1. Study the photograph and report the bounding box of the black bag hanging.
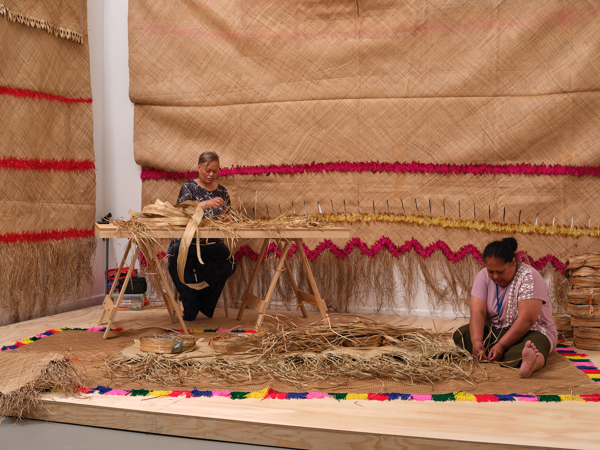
[116,276,147,294]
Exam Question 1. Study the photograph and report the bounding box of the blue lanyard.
[496,284,508,317]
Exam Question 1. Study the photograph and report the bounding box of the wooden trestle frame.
[97,237,196,340]
[95,223,349,332]
[236,238,329,327]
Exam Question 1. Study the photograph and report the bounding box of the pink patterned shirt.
[471,263,557,352]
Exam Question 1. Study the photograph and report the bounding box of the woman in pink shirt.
[453,238,557,377]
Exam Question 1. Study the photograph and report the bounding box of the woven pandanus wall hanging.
[0,0,95,323]
[129,0,600,315]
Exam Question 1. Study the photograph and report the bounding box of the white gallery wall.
[86,0,459,318]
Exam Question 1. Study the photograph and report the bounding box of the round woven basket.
[567,253,600,271]
[211,334,260,355]
[568,288,600,305]
[140,334,197,354]
[341,335,383,347]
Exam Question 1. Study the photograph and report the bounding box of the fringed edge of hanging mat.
[0,236,96,324]
[0,5,83,44]
[0,357,81,421]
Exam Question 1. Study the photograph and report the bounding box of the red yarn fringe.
[0,85,92,104]
[0,156,95,173]
[0,228,95,245]
[141,160,600,181]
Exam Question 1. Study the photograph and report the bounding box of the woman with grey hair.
[167,151,236,320]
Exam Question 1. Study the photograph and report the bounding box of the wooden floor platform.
[2,306,599,450]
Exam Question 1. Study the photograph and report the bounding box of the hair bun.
[501,237,518,252]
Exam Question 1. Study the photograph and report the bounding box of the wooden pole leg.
[278,241,308,318]
[222,288,229,319]
[103,246,141,339]
[294,238,329,320]
[256,240,291,328]
[237,238,269,321]
[153,252,190,335]
[98,239,132,326]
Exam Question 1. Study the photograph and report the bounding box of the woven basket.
[341,335,383,348]
[567,253,600,271]
[567,288,600,305]
[140,334,197,354]
[211,335,260,355]
[552,314,572,331]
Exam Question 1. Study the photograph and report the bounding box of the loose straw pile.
[105,317,484,389]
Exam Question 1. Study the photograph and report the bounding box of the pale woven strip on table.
[133,93,600,171]
[0,0,86,44]
[176,204,209,290]
[0,17,91,98]
[141,171,600,228]
[0,96,93,161]
[129,1,600,106]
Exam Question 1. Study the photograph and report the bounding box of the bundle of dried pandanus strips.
[105,317,486,389]
[111,199,334,290]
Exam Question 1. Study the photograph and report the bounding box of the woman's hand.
[202,198,225,209]
[487,343,505,361]
[472,340,488,361]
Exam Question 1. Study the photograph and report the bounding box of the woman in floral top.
[167,152,236,320]
[453,238,557,378]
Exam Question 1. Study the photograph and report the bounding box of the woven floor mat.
[7,328,600,395]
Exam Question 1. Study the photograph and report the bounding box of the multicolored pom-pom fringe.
[0,326,256,352]
[76,386,599,403]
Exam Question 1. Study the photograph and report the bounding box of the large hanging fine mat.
[0,0,96,323]
[128,0,600,314]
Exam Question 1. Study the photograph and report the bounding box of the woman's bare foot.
[519,341,544,378]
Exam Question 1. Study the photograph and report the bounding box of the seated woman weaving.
[167,151,236,321]
[453,238,557,377]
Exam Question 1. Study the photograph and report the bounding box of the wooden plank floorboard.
[2,306,599,449]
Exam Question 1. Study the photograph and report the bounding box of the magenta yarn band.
[141,161,600,181]
[232,238,567,274]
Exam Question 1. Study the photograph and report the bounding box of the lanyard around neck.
[496,284,508,317]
